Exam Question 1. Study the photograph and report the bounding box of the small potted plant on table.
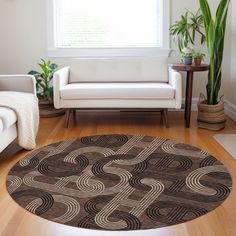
[170,9,205,56]
[29,59,64,118]
[193,51,205,66]
[181,47,194,65]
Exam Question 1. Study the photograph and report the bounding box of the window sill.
[47,48,172,58]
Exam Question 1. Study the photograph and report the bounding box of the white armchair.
[0,75,36,152]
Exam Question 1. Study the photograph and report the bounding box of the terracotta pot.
[39,100,65,118]
[197,94,226,131]
[194,58,202,66]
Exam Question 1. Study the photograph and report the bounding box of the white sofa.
[0,75,36,152]
[53,58,182,127]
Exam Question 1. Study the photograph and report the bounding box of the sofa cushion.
[60,83,175,100]
[69,58,169,83]
[0,119,3,132]
[0,107,17,131]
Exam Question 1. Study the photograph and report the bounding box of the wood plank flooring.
[0,111,236,236]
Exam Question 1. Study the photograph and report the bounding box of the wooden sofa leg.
[160,110,164,125]
[65,109,72,128]
[163,109,170,128]
[72,109,77,124]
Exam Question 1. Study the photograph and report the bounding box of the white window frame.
[46,0,170,58]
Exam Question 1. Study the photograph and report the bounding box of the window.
[47,0,170,57]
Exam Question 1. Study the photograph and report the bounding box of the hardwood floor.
[0,111,236,236]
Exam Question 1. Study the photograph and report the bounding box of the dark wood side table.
[170,64,209,128]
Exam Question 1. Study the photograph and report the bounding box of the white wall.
[219,0,233,104]
[229,0,236,105]
[0,0,47,73]
[0,0,235,105]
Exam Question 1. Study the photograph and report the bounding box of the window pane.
[55,0,162,48]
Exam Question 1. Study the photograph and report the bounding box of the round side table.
[170,64,209,128]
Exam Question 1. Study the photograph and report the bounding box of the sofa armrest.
[0,75,36,95]
[168,68,182,109]
[53,67,70,109]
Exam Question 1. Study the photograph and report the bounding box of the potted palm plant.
[29,59,64,117]
[170,9,205,54]
[197,0,230,130]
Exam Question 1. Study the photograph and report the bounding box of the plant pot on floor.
[39,100,65,118]
[197,94,226,131]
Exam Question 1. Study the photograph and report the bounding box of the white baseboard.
[181,98,236,122]
[191,98,198,111]
[181,98,198,112]
[225,100,236,121]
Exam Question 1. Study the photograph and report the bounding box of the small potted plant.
[193,51,205,66]
[29,59,64,117]
[170,9,205,54]
[181,47,194,65]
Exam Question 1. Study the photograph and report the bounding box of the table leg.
[185,71,194,128]
[184,75,190,120]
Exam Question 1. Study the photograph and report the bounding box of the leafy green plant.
[182,52,193,58]
[193,50,205,60]
[181,47,194,58]
[199,0,230,105]
[170,9,206,53]
[29,59,58,101]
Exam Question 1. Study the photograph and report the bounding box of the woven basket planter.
[39,100,65,118]
[197,93,226,131]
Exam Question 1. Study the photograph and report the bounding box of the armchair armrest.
[53,67,70,109]
[168,68,182,109]
[0,75,36,95]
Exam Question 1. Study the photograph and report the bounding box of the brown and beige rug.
[6,134,232,231]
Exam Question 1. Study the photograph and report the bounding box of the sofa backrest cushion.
[0,119,3,133]
[69,58,169,83]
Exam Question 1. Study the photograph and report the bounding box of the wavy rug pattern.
[6,134,232,231]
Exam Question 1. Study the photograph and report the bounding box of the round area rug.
[6,134,232,231]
